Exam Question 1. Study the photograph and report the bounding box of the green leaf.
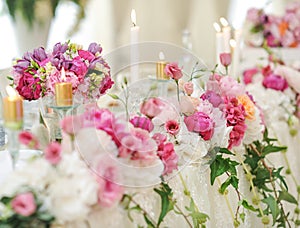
[219,147,234,155]
[262,195,280,225]
[278,191,298,205]
[143,214,155,228]
[37,212,54,222]
[107,94,119,99]
[0,196,11,205]
[239,212,245,223]
[154,182,175,226]
[210,155,229,185]
[239,199,258,212]
[262,145,287,156]
[220,177,231,194]
[6,76,14,81]
[191,211,209,224]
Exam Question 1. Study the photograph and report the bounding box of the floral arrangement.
[244,1,300,47]
[9,41,114,101]
[1,51,299,227]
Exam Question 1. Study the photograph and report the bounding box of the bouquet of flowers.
[244,2,300,47]
[10,41,114,101]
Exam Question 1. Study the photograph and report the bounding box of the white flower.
[243,107,264,145]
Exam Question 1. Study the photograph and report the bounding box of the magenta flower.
[164,62,183,80]
[219,53,232,67]
[200,90,223,108]
[184,112,214,140]
[130,116,154,132]
[262,74,288,91]
[157,142,178,175]
[11,192,36,216]
[140,97,165,119]
[165,120,180,136]
[44,142,62,165]
[243,68,259,84]
[18,131,39,149]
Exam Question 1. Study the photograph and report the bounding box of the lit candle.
[230,29,242,79]
[214,22,224,66]
[55,68,73,106]
[220,17,231,53]
[156,51,169,80]
[3,86,23,130]
[130,9,139,83]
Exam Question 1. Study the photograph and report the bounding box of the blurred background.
[0,0,288,69]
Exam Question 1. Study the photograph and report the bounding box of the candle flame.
[6,85,18,97]
[159,51,165,61]
[213,22,221,33]
[61,67,66,81]
[131,9,137,26]
[220,17,229,27]
[230,39,236,48]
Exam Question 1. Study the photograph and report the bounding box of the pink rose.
[18,131,39,149]
[262,74,288,91]
[140,98,165,119]
[11,192,36,216]
[165,120,180,136]
[184,112,214,140]
[44,142,62,165]
[243,68,259,84]
[61,115,83,136]
[183,81,194,95]
[130,116,154,132]
[157,142,178,175]
[219,53,232,67]
[164,62,183,80]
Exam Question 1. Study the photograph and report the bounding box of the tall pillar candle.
[214,22,224,66]
[220,17,231,53]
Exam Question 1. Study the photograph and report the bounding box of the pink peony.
[61,115,83,136]
[44,142,62,165]
[183,81,194,95]
[157,142,178,175]
[164,62,183,80]
[262,74,288,91]
[184,112,214,140]
[243,68,259,84]
[165,120,180,136]
[219,53,232,67]
[140,97,165,119]
[18,131,39,149]
[11,192,36,216]
[219,76,245,97]
[130,116,154,132]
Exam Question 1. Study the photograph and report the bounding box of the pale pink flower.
[219,53,232,67]
[164,62,183,80]
[140,97,165,119]
[44,142,62,165]
[61,115,83,136]
[18,131,39,149]
[180,96,200,115]
[165,120,180,136]
[219,76,245,97]
[11,192,36,216]
[183,81,194,95]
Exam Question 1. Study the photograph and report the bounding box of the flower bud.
[285,168,291,175]
[233,219,240,227]
[252,196,260,205]
[261,216,270,225]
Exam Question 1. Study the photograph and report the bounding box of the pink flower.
[152,133,167,151]
[11,192,36,216]
[200,90,223,108]
[130,116,154,132]
[69,56,88,78]
[165,120,180,136]
[44,142,62,165]
[262,74,288,91]
[220,76,245,97]
[183,81,194,95]
[157,142,178,175]
[140,97,165,119]
[246,8,261,24]
[184,112,214,140]
[219,53,232,67]
[97,166,124,207]
[164,62,183,80]
[61,115,83,136]
[18,131,39,149]
[243,68,259,84]
[78,50,95,62]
